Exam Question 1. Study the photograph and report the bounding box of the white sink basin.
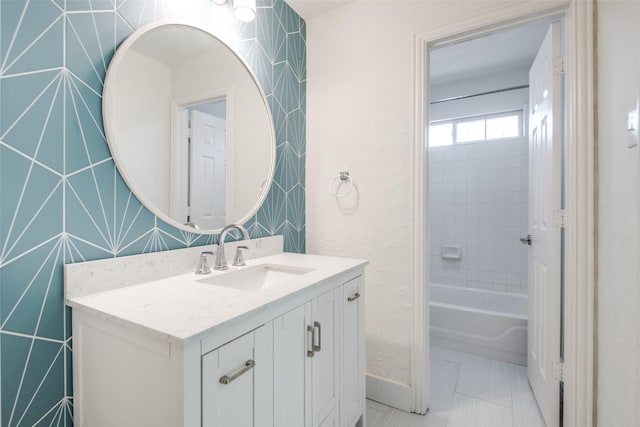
[196,264,314,292]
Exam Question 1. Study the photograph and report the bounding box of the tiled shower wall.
[429,139,529,294]
[0,0,305,425]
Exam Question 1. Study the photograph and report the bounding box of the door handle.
[219,359,255,384]
[313,321,322,352]
[307,325,315,357]
[520,235,532,246]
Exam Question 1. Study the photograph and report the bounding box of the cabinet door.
[312,288,340,426]
[273,304,311,427]
[341,276,365,427]
[202,326,272,427]
[272,287,341,427]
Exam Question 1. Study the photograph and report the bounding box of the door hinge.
[553,209,566,228]
[553,55,566,75]
[552,361,565,381]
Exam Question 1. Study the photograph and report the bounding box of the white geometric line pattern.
[0,0,305,425]
[1,237,64,334]
[10,340,63,426]
[0,1,64,76]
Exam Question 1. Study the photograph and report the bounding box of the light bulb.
[233,0,256,22]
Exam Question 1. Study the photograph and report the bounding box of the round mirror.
[103,21,275,233]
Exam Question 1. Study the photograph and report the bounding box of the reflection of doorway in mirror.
[190,106,226,229]
[171,98,229,230]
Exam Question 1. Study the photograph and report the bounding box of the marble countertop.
[67,252,367,345]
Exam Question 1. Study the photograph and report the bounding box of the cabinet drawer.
[202,325,273,427]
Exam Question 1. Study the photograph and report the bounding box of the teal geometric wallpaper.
[0,0,305,425]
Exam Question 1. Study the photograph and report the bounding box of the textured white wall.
[115,50,172,213]
[596,1,640,425]
[305,0,547,386]
[307,0,640,421]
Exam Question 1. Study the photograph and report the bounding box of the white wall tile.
[429,138,528,293]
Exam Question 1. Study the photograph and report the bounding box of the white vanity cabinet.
[66,252,367,427]
[273,287,340,427]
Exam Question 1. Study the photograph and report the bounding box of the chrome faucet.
[215,224,249,271]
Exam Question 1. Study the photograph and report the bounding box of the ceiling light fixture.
[209,0,229,5]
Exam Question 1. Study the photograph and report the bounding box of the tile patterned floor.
[365,347,546,427]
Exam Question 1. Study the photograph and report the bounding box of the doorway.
[411,3,595,426]
[427,17,561,426]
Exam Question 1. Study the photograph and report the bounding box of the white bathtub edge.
[430,283,528,365]
[365,373,412,412]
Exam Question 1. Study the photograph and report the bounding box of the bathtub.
[430,283,528,365]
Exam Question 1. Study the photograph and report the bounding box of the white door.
[527,22,563,427]
[190,109,226,229]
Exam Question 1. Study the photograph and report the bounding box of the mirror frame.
[103,20,276,234]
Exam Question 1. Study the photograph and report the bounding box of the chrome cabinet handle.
[347,292,361,302]
[219,359,255,385]
[520,235,532,246]
[307,325,315,357]
[313,321,322,352]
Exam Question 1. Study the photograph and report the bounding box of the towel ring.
[329,171,354,197]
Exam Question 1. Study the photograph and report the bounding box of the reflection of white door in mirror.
[190,109,227,230]
[171,99,229,230]
[170,96,233,229]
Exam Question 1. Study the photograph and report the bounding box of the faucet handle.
[196,251,214,275]
[232,246,249,267]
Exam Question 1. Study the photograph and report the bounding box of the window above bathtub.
[429,110,524,148]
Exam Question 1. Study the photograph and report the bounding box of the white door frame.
[411,1,595,426]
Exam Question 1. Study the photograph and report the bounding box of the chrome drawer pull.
[347,292,361,302]
[313,321,322,352]
[219,359,255,384]
[307,325,315,357]
[520,235,532,246]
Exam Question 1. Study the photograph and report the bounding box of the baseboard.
[365,373,412,412]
